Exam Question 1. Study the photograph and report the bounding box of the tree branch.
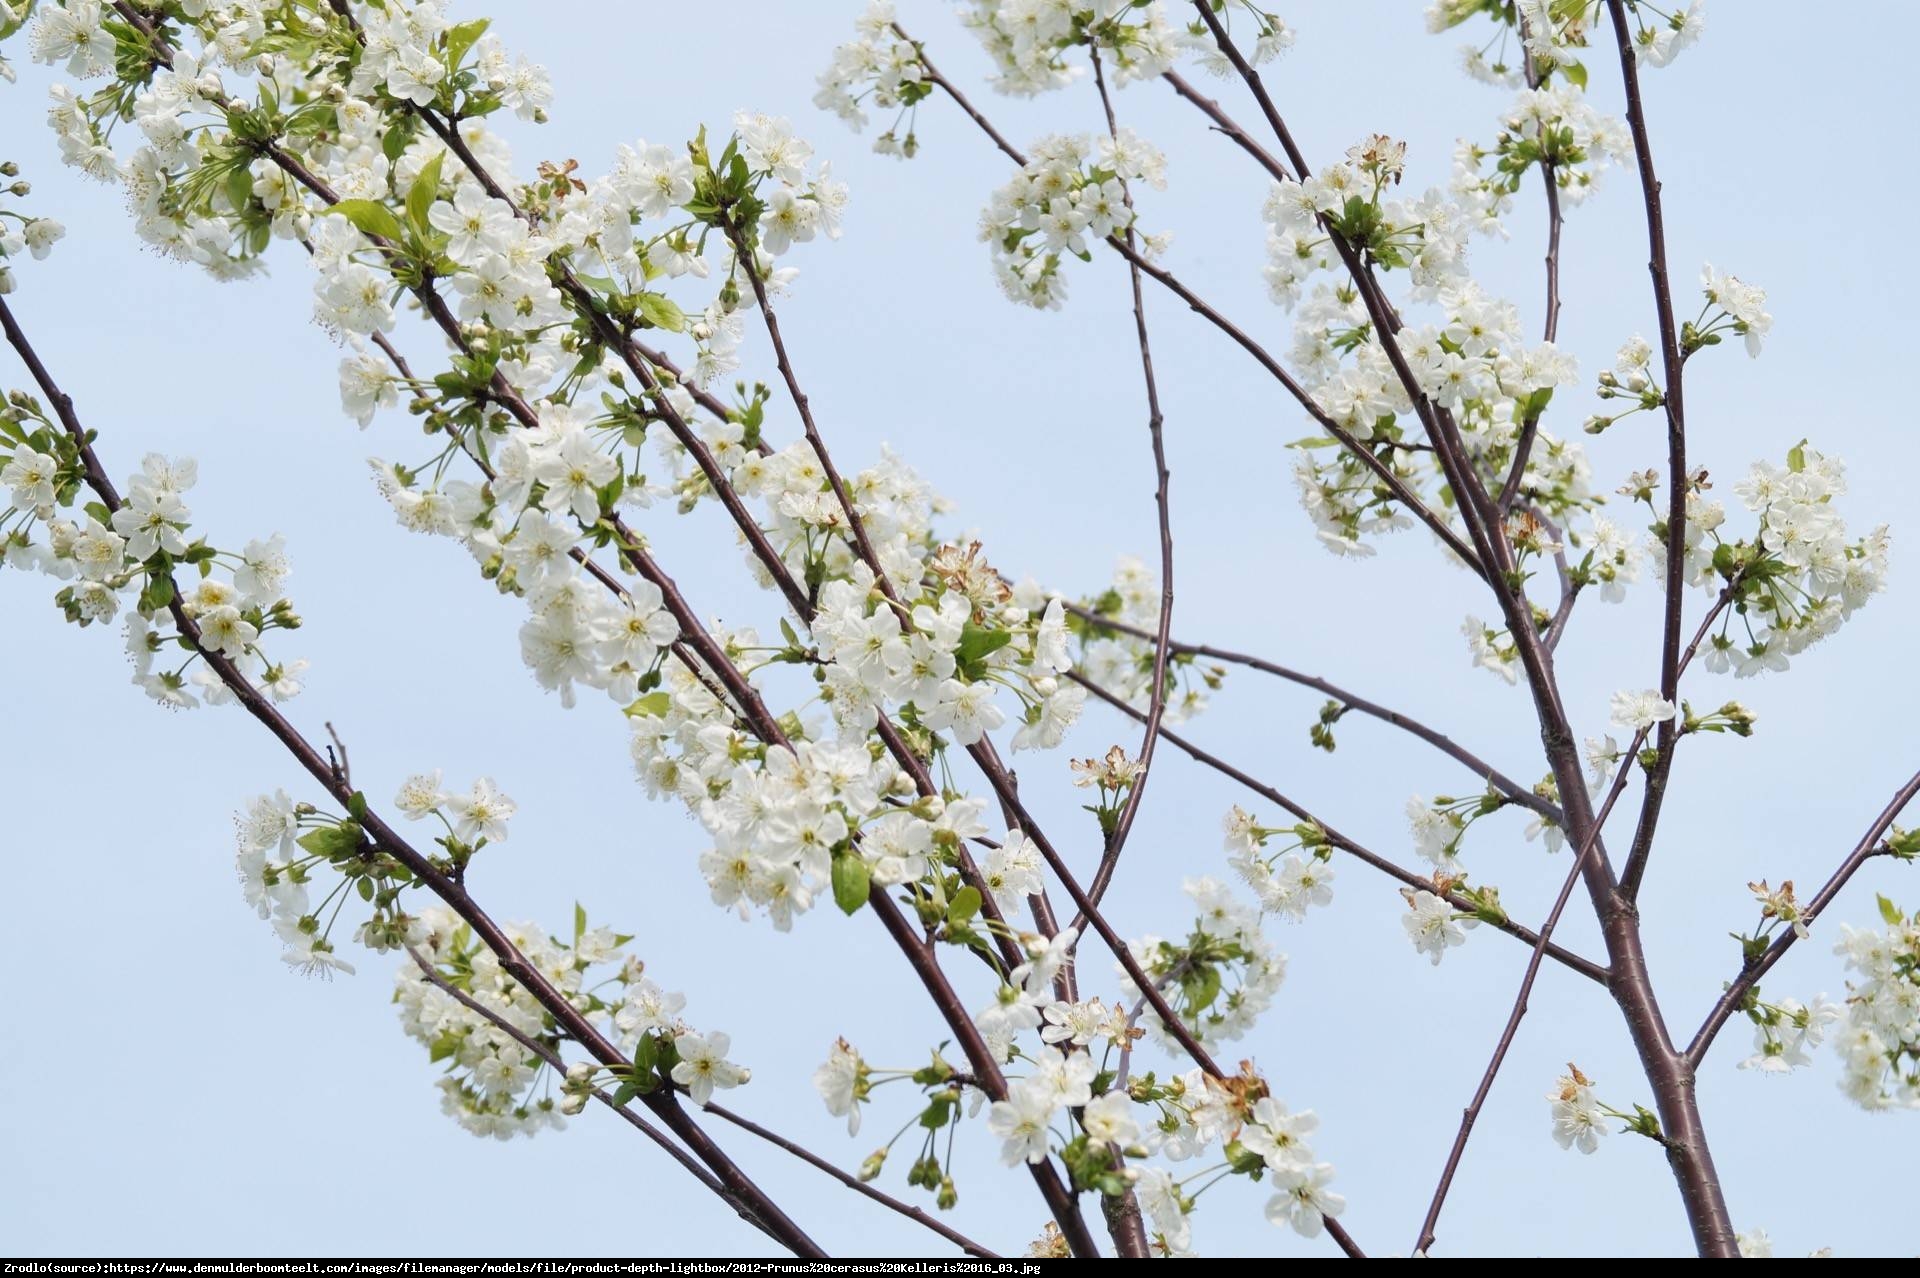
[0,293,825,1259]
[1072,673,1607,985]
[405,949,999,1258]
[1065,605,1557,822]
[1684,767,1920,1068]
[1080,46,1177,928]
[1606,0,1691,905]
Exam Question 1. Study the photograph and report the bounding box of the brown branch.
[1684,768,1920,1068]
[1081,46,1176,928]
[1606,0,1690,906]
[1495,36,1566,514]
[1065,604,1557,823]
[285,21,1099,1239]
[1072,673,1606,985]
[0,294,825,1259]
[1412,588,1735,1254]
[405,949,998,1259]
[1160,70,1292,183]
[400,950,735,1202]
[706,1101,1002,1260]
[399,53,1239,1134]
[1105,234,1485,577]
[905,24,1485,580]
[1173,6,1736,1251]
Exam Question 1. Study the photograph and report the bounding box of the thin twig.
[906,24,1485,580]
[1082,45,1176,922]
[1065,605,1557,822]
[1607,0,1690,905]
[1073,673,1606,985]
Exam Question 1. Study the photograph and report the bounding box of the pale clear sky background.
[3,0,1915,1259]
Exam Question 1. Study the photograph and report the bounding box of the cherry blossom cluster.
[813,1,931,158]
[368,439,683,712]
[1121,876,1288,1050]
[1735,992,1839,1076]
[402,903,743,1136]
[1425,0,1529,88]
[1221,805,1338,923]
[1449,83,1632,228]
[233,773,514,981]
[1584,333,1661,434]
[1545,1062,1609,1153]
[621,547,1101,931]
[1,407,308,707]
[1126,1068,1346,1247]
[1635,443,1888,677]
[1406,786,1519,870]
[396,907,578,1140]
[820,1024,1347,1252]
[1397,786,1529,964]
[1736,1230,1834,1260]
[1545,1061,1667,1156]
[0,153,65,293]
[1264,137,1476,308]
[1472,0,1709,74]
[1693,262,1772,358]
[954,0,1183,98]
[1289,279,1588,561]
[980,131,1167,310]
[233,788,367,980]
[1432,2,1705,87]
[1071,554,1219,723]
[1832,896,1920,1110]
[234,764,743,1140]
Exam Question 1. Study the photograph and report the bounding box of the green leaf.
[633,1031,660,1080]
[1877,893,1903,926]
[444,18,491,68]
[296,822,365,860]
[1179,963,1222,1014]
[329,199,406,244]
[832,854,870,916]
[1560,60,1589,91]
[947,886,982,925]
[955,622,1013,679]
[624,690,672,718]
[574,901,587,941]
[347,791,369,820]
[407,153,444,238]
[224,164,253,214]
[1787,439,1808,473]
[635,292,687,333]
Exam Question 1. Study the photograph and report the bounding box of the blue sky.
[3,0,1915,1258]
